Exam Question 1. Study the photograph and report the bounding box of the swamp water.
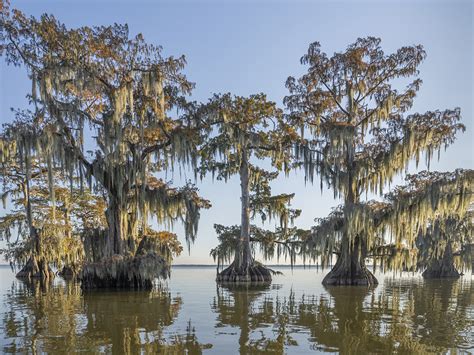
[0,266,472,354]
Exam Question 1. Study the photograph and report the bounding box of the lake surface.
[0,266,472,354]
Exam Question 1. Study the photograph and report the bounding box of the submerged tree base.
[422,261,460,279]
[80,253,168,289]
[216,261,274,283]
[322,262,378,287]
[58,263,82,280]
[422,242,460,279]
[16,256,54,280]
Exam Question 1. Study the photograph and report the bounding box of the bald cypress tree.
[285,37,465,285]
[0,6,209,288]
[384,170,474,278]
[301,169,473,282]
[0,140,106,280]
[199,93,300,282]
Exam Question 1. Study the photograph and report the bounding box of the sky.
[0,0,472,264]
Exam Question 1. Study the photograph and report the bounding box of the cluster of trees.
[0,3,472,288]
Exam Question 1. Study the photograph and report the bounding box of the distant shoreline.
[0,264,326,268]
[171,264,325,267]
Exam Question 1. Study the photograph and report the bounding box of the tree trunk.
[16,255,54,280]
[80,252,168,289]
[16,228,54,280]
[16,162,54,280]
[322,160,378,287]
[105,198,125,257]
[322,234,378,286]
[422,241,460,279]
[58,262,82,279]
[80,196,166,289]
[238,147,252,269]
[217,149,271,283]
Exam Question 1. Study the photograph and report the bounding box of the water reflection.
[211,278,473,354]
[0,271,472,354]
[1,280,210,354]
[212,284,299,354]
[384,279,473,352]
[295,286,436,353]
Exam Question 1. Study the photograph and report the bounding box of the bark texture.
[322,235,378,286]
[422,242,460,279]
[16,227,54,280]
[80,188,170,289]
[105,199,127,257]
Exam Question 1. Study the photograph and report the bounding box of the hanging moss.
[2,8,209,288]
[210,224,304,271]
[57,262,82,279]
[297,170,473,276]
[16,255,55,280]
[200,94,301,282]
[421,241,460,279]
[80,253,168,289]
[284,38,466,284]
[0,139,108,280]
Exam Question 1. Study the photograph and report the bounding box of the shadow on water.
[0,279,211,354]
[0,271,472,354]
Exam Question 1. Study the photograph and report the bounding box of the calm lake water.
[0,265,472,354]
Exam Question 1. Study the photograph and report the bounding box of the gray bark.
[239,148,252,269]
[216,148,271,283]
[16,228,54,280]
[105,199,125,257]
[323,234,377,286]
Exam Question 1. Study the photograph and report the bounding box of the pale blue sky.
[1,0,472,264]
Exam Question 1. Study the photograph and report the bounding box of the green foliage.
[210,224,307,270]
[286,38,464,198]
[0,159,106,270]
[197,93,299,180]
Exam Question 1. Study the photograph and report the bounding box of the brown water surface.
[0,266,472,354]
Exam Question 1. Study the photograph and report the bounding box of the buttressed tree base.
[216,261,273,283]
[0,1,472,291]
[322,236,378,286]
[421,242,460,279]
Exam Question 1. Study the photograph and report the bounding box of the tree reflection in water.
[385,278,473,351]
[1,277,472,353]
[1,280,211,354]
[212,279,473,354]
[212,283,299,354]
